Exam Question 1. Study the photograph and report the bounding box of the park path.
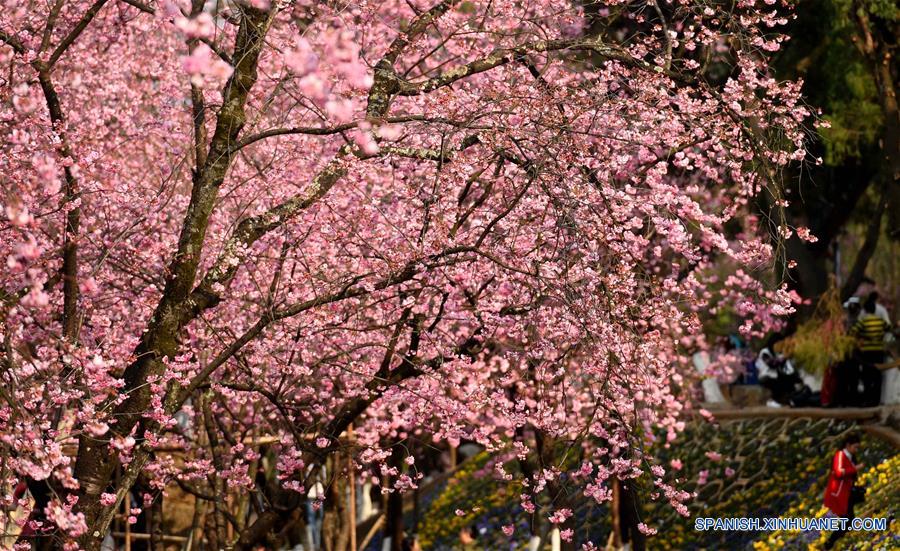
[704,405,900,448]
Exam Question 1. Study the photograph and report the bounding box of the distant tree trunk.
[188,496,207,551]
[841,189,887,300]
[852,1,900,235]
[22,479,54,551]
[412,486,420,535]
[784,236,831,319]
[383,447,404,551]
[610,479,645,551]
[131,475,162,551]
[148,491,164,551]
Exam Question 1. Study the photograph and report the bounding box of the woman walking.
[823,433,862,549]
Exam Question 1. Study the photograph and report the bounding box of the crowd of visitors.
[697,281,897,409]
[826,291,895,407]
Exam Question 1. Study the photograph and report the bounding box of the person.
[305,466,326,550]
[454,525,478,551]
[853,277,891,325]
[756,347,805,406]
[823,433,862,549]
[692,349,727,404]
[825,355,862,408]
[401,533,422,551]
[825,298,864,407]
[842,296,862,331]
[850,293,892,406]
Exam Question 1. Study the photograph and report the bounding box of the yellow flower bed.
[417,453,523,549]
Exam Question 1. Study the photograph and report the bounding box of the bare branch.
[398,39,686,96]
[233,114,474,153]
[119,0,154,14]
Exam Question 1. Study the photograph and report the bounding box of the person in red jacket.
[823,433,861,549]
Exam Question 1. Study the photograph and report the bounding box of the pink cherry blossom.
[174,13,216,39]
[284,37,319,77]
[181,44,232,88]
[796,227,818,243]
[549,508,573,524]
[0,0,808,546]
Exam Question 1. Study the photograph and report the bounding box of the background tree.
[774,0,897,310]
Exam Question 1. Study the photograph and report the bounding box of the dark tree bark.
[384,446,405,551]
[72,8,275,548]
[322,455,350,551]
[841,189,888,301]
[611,479,646,551]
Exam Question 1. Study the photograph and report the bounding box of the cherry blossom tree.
[0,0,809,549]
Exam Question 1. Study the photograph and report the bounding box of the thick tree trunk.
[784,237,831,318]
[236,510,279,550]
[322,456,350,551]
[841,190,887,301]
[72,9,275,548]
[188,496,207,551]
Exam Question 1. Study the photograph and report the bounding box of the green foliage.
[643,418,894,550]
[417,453,523,549]
[859,0,899,20]
[819,73,882,165]
[777,285,856,374]
[778,0,890,165]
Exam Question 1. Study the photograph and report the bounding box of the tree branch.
[366,0,461,117]
[35,71,80,342]
[73,6,277,547]
[46,0,110,69]
[841,187,887,301]
[232,114,474,153]
[0,29,26,54]
[119,0,154,14]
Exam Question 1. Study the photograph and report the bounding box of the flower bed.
[415,418,896,549]
[753,453,900,550]
[417,453,525,549]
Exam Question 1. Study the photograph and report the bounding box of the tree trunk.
[322,456,350,551]
[841,189,887,301]
[610,479,646,551]
[383,447,404,551]
[148,491,164,551]
[72,10,275,547]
